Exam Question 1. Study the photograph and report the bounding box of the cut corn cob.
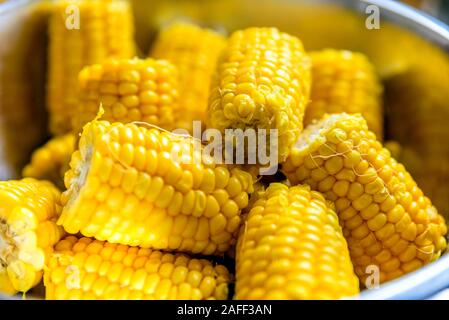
[44,236,231,300]
[151,22,227,132]
[59,118,255,255]
[0,178,64,295]
[282,113,447,284]
[71,58,179,133]
[305,49,383,139]
[22,134,75,189]
[207,27,311,162]
[235,183,359,299]
[47,0,135,134]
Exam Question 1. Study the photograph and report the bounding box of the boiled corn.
[60,118,255,255]
[47,0,135,134]
[384,140,402,160]
[44,236,230,300]
[207,27,311,162]
[235,183,359,299]
[0,178,63,295]
[22,134,75,189]
[386,62,449,217]
[305,50,383,139]
[282,113,447,284]
[71,58,179,133]
[151,22,227,132]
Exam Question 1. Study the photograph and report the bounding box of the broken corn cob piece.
[282,113,447,284]
[305,50,383,139]
[207,27,311,162]
[71,58,179,133]
[44,236,230,300]
[151,22,227,132]
[22,134,75,189]
[47,0,135,134]
[235,183,359,299]
[59,118,255,255]
[0,178,64,295]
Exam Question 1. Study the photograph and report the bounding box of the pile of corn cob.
[1,0,447,300]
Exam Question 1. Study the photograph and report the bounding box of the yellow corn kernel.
[22,134,75,189]
[305,50,383,140]
[207,27,311,162]
[235,183,359,300]
[150,22,226,132]
[72,58,179,133]
[59,118,254,255]
[0,178,64,294]
[47,0,135,134]
[282,113,447,285]
[44,236,230,300]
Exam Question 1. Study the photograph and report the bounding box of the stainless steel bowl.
[1,0,449,299]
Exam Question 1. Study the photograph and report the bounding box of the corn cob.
[0,178,63,295]
[71,58,179,133]
[386,62,449,217]
[282,113,447,284]
[305,50,383,139]
[151,22,227,132]
[47,0,135,134]
[59,118,255,255]
[235,183,359,299]
[207,27,311,162]
[22,134,75,189]
[44,236,230,300]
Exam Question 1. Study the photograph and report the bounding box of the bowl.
[1,0,449,299]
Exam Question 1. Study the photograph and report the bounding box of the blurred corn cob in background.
[385,60,449,218]
[207,27,311,162]
[44,236,230,300]
[47,0,135,135]
[384,140,402,160]
[22,134,75,189]
[71,58,179,133]
[0,178,64,295]
[150,22,227,132]
[0,1,49,179]
[235,183,359,299]
[59,117,254,255]
[282,113,447,284]
[305,49,383,140]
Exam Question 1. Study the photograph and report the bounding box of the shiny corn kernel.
[283,113,447,285]
[44,237,230,300]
